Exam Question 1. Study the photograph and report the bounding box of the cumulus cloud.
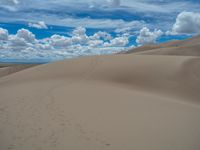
[4,29,36,51]
[104,36,129,47]
[0,27,131,60]
[90,31,113,41]
[88,40,103,47]
[9,35,29,47]
[170,11,200,35]
[50,35,72,48]
[136,27,163,45]
[28,21,48,29]
[72,26,86,36]
[16,28,36,43]
[71,27,88,44]
[0,28,9,41]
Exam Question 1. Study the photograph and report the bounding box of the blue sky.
[0,0,200,62]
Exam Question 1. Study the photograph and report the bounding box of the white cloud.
[71,27,88,44]
[0,28,9,41]
[50,35,72,48]
[28,21,48,29]
[0,27,131,60]
[88,40,103,47]
[115,27,132,33]
[104,36,129,47]
[89,31,113,41]
[72,26,86,36]
[9,35,28,47]
[171,11,200,34]
[16,28,36,43]
[136,27,163,45]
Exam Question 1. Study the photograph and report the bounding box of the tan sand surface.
[0,64,37,78]
[0,52,200,150]
[126,35,200,56]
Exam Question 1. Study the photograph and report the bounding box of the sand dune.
[0,51,200,150]
[126,35,200,56]
[135,44,200,56]
[0,64,37,78]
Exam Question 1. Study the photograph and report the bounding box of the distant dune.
[0,36,200,150]
[0,64,37,78]
[126,35,200,56]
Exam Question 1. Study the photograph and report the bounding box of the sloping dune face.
[0,64,36,78]
[0,54,200,150]
[127,35,200,56]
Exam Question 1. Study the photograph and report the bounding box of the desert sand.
[0,64,37,78]
[0,36,200,150]
[126,35,200,56]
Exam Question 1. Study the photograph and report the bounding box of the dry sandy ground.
[0,64,37,78]
[0,37,200,150]
[126,35,200,56]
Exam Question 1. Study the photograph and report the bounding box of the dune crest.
[0,64,37,78]
[126,35,200,56]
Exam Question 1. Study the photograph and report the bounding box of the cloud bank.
[0,27,131,61]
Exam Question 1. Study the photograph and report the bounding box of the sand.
[0,64,37,78]
[126,35,200,56]
[0,37,200,150]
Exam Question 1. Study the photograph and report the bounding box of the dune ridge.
[126,35,200,56]
[0,64,38,78]
[0,36,200,150]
